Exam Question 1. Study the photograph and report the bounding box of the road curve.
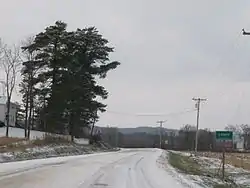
[0,148,184,188]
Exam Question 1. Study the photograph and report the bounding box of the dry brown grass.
[0,137,26,146]
[226,153,250,170]
[199,151,250,170]
[32,134,71,146]
[0,135,72,153]
[0,137,28,152]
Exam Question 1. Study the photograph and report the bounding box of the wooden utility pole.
[222,145,225,180]
[192,98,207,153]
[157,120,167,149]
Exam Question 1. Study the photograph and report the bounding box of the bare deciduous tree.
[225,124,250,150]
[240,124,250,149]
[21,36,38,139]
[225,124,241,133]
[0,41,21,137]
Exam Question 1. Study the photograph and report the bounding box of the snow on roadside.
[0,143,117,163]
[197,155,250,186]
[175,151,250,186]
[157,151,205,188]
[74,138,89,145]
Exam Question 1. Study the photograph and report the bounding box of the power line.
[136,109,196,117]
[217,27,250,126]
[214,29,242,79]
[228,28,250,124]
[105,108,196,117]
[211,29,242,102]
[105,110,135,116]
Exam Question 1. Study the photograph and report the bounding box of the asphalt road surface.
[0,149,185,188]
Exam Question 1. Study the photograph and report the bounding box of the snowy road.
[0,149,185,188]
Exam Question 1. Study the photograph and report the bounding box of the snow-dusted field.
[170,151,250,187]
[0,149,192,188]
[158,151,204,188]
[198,155,250,185]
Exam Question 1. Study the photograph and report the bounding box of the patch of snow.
[158,151,204,187]
[176,151,250,186]
[74,138,89,145]
[170,150,192,157]
[0,137,119,164]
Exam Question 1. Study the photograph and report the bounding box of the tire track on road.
[125,156,144,188]
[79,152,139,188]
[0,161,66,180]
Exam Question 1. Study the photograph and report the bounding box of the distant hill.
[96,126,179,136]
[118,127,178,135]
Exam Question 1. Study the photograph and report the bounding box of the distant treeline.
[100,124,250,151]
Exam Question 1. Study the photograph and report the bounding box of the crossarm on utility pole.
[242,29,250,35]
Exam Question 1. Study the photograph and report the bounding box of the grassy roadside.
[0,135,117,163]
[199,152,250,171]
[0,135,71,153]
[168,152,244,188]
[168,152,201,175]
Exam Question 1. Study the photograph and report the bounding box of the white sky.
[1,0,250,130]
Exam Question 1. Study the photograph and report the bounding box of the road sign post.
[216,131,233,181]
[222,144,225,180]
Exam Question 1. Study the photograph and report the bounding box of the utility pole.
[157,120,167,149]
[222,144,225,180]
[192,98,207,153]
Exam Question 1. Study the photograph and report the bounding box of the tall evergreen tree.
[62,27,120,140]
[21,21,120,140]
[22,21,69,133]
[20,36,40,138]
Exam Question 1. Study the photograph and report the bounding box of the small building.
[233,132,244,151]
[0,96,17,127]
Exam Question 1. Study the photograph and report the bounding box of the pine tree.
[20,36,40,138]
[62,27,120,140]
[22,21,68,134]
[21,21,120,140]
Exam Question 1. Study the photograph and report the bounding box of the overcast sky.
[1,0,250,130]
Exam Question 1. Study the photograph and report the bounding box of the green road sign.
[216,131,233,140]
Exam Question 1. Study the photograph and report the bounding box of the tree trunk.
[27,75,33,139]
[31,108,35,130]
[90,110,98,137]
[27,95,33,139]
[24,89,29,138]
[5,96,11,137]
[42,93,47,132]
[27,110,32,139]
[69,112,74,142]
